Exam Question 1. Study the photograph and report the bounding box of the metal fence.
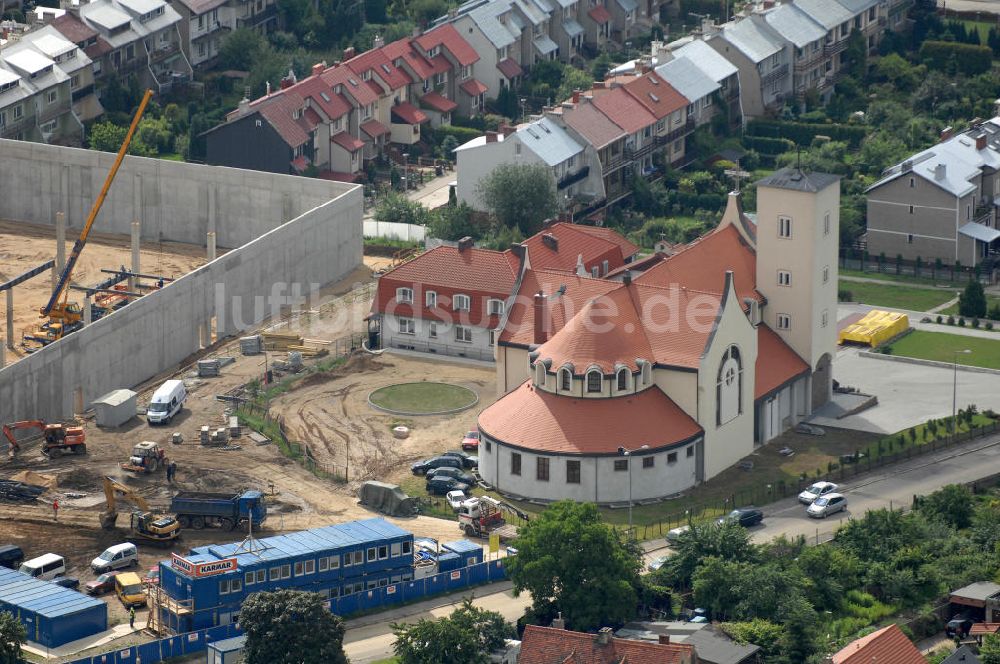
[839,253,995,285]
[630,421,1000,541]
[363,219,427,242]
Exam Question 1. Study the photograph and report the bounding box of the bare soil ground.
[0,219,211,367]
[0,262,498,657]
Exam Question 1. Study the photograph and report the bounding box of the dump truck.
[456,496,519,540]
[170,490,267,531]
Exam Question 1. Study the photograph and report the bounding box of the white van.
[91,543,138,573]
[18,553,66,580]
[147,379,186,425]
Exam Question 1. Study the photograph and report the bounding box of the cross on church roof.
[724,161,751,193]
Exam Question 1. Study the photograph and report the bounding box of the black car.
[441,451,478,469]
[0,545,24,570]
[716,508,764,528]
[946,612,975,638]
[411,455,464,475]
[53,577,80,590]
[426,476,470,495]
[426,467,476,486]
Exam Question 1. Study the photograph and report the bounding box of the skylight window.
[320,92,331,102]
[649,93,659,102]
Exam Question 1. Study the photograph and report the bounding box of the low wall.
[0,139,352,248]
[0,164,362,424]
[363,219,426,242]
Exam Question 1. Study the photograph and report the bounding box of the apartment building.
[709,16,791,117]
[866,121,1000,267]
[793,0,854,86]
[170,0,229,68]
[760,3,828,103]
[0,36,81,143]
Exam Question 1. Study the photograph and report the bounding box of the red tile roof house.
[831,624,925,664]
[370,223,638,363]
[520,625,696,664]
[478,170,840,505]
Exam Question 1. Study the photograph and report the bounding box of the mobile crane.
[23,90,153,352]
[2,420,86,457]
[99,476,180,544]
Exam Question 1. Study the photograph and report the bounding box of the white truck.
[147,380,186,425]
[456,496,520,540]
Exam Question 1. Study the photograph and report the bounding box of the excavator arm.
[2,421,45,454]
[100,476,152,529]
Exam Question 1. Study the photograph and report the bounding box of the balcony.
[192,22,230,40]
[974,205,993,226]
[824,40,847,57]
[794,48,826,72]
[148,42,180,63]
[661,117,695,143]
[557,165,590,190]
[624,139,657,161]
[760,63,788,86]
[0,114,32,138]
[36,102,69,126]
[236,4,277,29]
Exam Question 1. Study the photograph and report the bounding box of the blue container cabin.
[441,540,484,567]
[0,568,107,648]
[160,518,414,630]
[437,552,461,573]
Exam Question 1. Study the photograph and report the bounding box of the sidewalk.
[363,172,455,221]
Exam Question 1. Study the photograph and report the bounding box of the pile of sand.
[10,470,56,490]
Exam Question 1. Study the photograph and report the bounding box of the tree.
[662,520,757,589]
[0,611,25,663]
[426,203,482,241]
[692,557,745,619]
[88,121,155,156]
[219,28,267,71]
[776,594,820,663]
[374,192,431,226]
[917,484,974,529]
[241,590,348,664]
[506,501,641,631]
[392,599,514,664]
[477,163,558,236]
[556,66,593,102]
[720,619,783,657]
[982,633,1000,664]
[794,541,860,607]
[959,279,987,318]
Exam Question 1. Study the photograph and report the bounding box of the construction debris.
[200,426,210,445]
[240,335,263,355]
[197,359,220,377]
[262,332,302,351]
[0,480,47,503]
[171,432,183,445]
[248,432,271,446]
[228,417,241,438]
[10,471,56,490]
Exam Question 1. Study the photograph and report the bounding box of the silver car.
[806,493,848,518]
[798,481,838,505]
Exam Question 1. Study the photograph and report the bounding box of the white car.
[446,490,467,512]
[798,481,839,505]
[806,493,848,518]
[665,525,691,546]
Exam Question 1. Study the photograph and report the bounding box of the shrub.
[958,317,966,327]
[919,40,993,75]
[988,303,1000,320]
[987,322,995,331]
[947,316,955,325]
[973,318,981,328]
[937,315,943,324]
[839,290,853,302]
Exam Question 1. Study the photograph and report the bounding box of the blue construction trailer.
[0,568,107,647]
[159,518,414,630]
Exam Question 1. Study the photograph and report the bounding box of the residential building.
[370,222,638,362]
[481,170,838,504]
[866,119,1000,267]
[69,0,192,93]
[616,622,761,664]
[0,35,81,143]
[455,115,604,212]
[759,2,829,104]
[169,0,230,68]
[941,646,981,664]
[794,0,854,84]
[48,14,112,82]
[654,55,720,128]
[438,0,525,99]
[831,624,924,664]
[580,0,612,51]
[665,38,741,125]
[610,69,692,167]
[549,0,585,64]
[709,15,791,117]
[833,0,884,55]
[556,92,628,203]
[519,625,696,664]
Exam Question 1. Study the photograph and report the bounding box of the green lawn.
[368,382,478,414]
[959,19,993,44]
[840,279,958,312]
[840,268,960,287]
[940,296,1000,317]
[888,330,1000,369]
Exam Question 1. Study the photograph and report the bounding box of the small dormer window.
[560,369,571,391]
[586,371,602,393]
[616,368,628,391]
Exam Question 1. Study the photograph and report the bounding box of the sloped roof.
[793,0,853,30]
[517,117,584,166]
[392,101,429,124]
[588,4,612,23]
[321,65,379,106]
[562,101,627,149]
[762,4,826,48]
[331,132,365,152]
[256,94,310,148]
[831,625,924,664]
[361,119,389,137]
[755,325,809,398]
[523,222,623,273]
[591,87,657,134]
[722,17,784,63]
[655,56,720,103]
[421,91,458,112]
[517,625,696,664]
[460,78,489,96]
[497,57,524,79]
[466,0,519,49]
[620,72,689,119]
[378,246,518,294]
[50,13,99,44]
[833,0,880,14]
[570,224,639,259]
[346,47,412,90]
[415,23,480,66]
[757,167,840,193]
[672,39,739,83]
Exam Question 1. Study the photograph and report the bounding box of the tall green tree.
[0,611,25,664]
[476,163,558,236]
[917,484,974,529]
[218,28,267,71]
[506,500,641,631]
[241,590,348,664]
[959,279,987,318]
[983,633,1000,664]
[88,121,156,156]
[392,599,514,664]
[663,520,757,589]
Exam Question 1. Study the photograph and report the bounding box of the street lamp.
[617,444,648,539]
[402,152,409,192]
[952,349,972,433]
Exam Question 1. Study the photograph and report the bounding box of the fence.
[62,559,508,664]
[630,421,1000,541]
[839,253,995,285]
[363,219,427,243]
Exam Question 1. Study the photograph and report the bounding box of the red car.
[143,567,159,586]
[84,572,119,595]
[461,431,480,451]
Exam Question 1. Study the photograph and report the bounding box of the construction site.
[0,105,509,660]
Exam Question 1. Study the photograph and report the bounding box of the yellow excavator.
[99,476,180,545]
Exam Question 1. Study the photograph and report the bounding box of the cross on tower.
[723,160,751,193]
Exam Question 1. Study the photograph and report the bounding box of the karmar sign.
[171,554,238,577]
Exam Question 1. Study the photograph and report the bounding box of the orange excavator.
[2,421,86,457]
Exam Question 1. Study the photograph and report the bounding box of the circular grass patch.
[368,382,478,416]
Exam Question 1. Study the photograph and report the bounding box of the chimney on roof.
[551,613,565,630]
[412,26,421,37]
[941,126,954,141]
[702,17,719,35]
[280,68,296,90]
[596,627,613,646]
[373,34,384,49]
[500,124,515,137]
[485,130,498,143]
[575,254,587,277]
[592,81,605,90]
[541,233,558,251]
[509,242,527,262]
[312,63,325,77]
[935,163,947,180]
[457,236,474,252]
[623,272,631,286]
[762,0,774,8]
[572,89,581,104]
[976,133,988,151]
[533,292,549,344]
[995,98,1000,118]
[266,80,271,96]
[658,635,671,645]
[342,46,356,61]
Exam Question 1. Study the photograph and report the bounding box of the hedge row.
[919,40,993,76]
[743,135,796,155]
[746,119,867,147]
[433,125,484,145]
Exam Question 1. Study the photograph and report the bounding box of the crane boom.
[42,89,154,317]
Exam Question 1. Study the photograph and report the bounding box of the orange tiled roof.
[831,625,924,664]
[377,246,517,294]
[755,325,809,398]
[478,381,702,455]
[636,224,762,303]
[621,72,689,119]
[415,23,480,67]
[569,224,639,259]
[590,87,657,135]
[518,625,695,664]
[970,622,1000,636]
[587,5,611,24]
[523,223,625,274]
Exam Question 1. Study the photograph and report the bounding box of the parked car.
[0,545,24,570]
[647,555,670,572]
[446,490,468,512]
[716,508,764,528]
[441,451,478,469]
[84,572,119,595]
[461,431,480,451]
[143,567,159,586]
[426,467,475,486]
[427,476,470,495]
[806,493,848,518]
[411,456,465,476]
[798,481,839,505]
[946,612,975,638]
[665,525,691,545]
[90,543,138,573]
[53,577,79,590]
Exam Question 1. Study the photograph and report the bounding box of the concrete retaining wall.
[0,146,363,424]
[0,139,349,248]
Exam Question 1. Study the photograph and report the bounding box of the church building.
[477,168,840,504]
